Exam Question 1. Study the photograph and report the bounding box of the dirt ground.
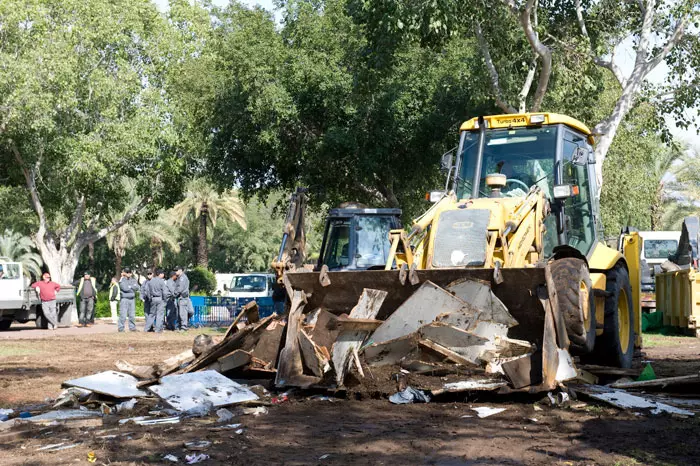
[2,326,700,465]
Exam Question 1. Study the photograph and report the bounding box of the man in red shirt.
[31,272,61,330]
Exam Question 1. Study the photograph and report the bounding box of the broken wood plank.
[579,365,640,376]
[206,349,252,373]
[223,301,260,340]
[310,309,340,352]
[115,360,157,380]
[298,329,329,378]
[156,350,195,377]
[330,317,383,333]
[276,291,319,387]
[185,315,275,373]
[418,339,481,367]
[352,347,364,377]
[363,334,418,367]
[501,354,536,389]
[332,289,388,386]
[610,373,700,389]
[250,320,285,369]
[418,323,489,365]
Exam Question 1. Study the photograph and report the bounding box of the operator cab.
[319,206,402,271]
[453,113,599,258]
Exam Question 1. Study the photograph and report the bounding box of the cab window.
[562,131,596,255]
[323,219,351,269]
[355,216,393,269]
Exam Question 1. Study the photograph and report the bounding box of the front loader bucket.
[284,267,571,392]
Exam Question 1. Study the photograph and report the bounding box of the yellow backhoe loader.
[283,112,641,390]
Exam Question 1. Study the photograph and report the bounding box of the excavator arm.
[272,187,308,282]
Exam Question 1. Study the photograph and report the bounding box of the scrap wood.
[298,329,329,378]
[363,334,418,367]
[418,339,482,368]
[186,315,275,373]
[577,385,695,416]
[275,290,318,388]
[157,350,196,377]
[63,371,148,398]
[418,323,489,365]
[115,360,157,380]
[223,301,260,340]
[332,289,388,387]
[610,373,700,390]
[330,317,384,332]
[578,365,639,376]
[430,379,508,396]
[310,310,341,353]
[206,349,252,373]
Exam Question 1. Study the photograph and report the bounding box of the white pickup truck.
[0,260,76,330]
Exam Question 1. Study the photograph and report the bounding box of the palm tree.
[651,143,684,230]
[0,229,44,278]
[170,178,247,268]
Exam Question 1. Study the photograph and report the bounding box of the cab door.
[561,130,597,256]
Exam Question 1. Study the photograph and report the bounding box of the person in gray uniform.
[174,266,192,331]
[164,270,179,330]
[118,267,140,332]
[141,271,153,331]
[145,269,167,333]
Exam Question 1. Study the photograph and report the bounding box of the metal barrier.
[655,269,700,336]
[189,296,276,328]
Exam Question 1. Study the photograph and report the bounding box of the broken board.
[64,371,148,398]
[149,370,258,412]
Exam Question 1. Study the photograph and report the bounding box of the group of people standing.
[108,266,193,333]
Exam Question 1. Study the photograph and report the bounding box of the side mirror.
[572,147,587,166]
[440,150,454,172]
[553,184,580,200]
[426,191,446,203]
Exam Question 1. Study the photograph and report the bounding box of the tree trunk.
[197,202,209,269]
[88,241,95,272]
[151,237,163,267]
[115,252,122,278]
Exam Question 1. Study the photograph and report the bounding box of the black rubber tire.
[35,313,48,329]
[594,264,635,368]
[0,319,12,331]
[550,257,596,354]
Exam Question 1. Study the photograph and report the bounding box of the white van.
[225,273,276,300]
[639,231,682,268]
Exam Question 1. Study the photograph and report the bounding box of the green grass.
[643,332,697,348]
[0,345,42,357]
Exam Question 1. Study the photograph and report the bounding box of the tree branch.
[79,197,150,247]
[64,195,86,247]
[475,21,517,114]
[644,15,690,74]
[506,0,551,112]
[518,55,537,113]
[11,142,47,243]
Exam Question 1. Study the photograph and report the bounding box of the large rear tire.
[595,264,635,368]
[0,319,12,331]
[550,258,596,354]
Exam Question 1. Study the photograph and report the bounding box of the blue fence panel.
[189,296,276,328]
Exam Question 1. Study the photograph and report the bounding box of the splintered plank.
[298,329,329,377]
[223,301,260,340]
[417,339,479,367]
[276,291,318,387]
[157,350,195,377]
[115,360,157,380]
[310,310,341,352]
[368,281,467,345]
[331,317,384,332]
[332,289,388,387]
[185,315,275,373]
[251,320,285,369]
[363,334,418,367]
[207,349,252,373]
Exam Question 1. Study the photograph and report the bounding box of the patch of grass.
[625,448,676,466]
[0,345,42,357]
[643,333,697,348]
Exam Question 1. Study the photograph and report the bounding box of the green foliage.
[0,229,44,278]
[188,267,217,294]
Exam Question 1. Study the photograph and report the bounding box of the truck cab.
[318,207,402,271]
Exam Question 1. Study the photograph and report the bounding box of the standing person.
[141,271,153,331]
[174,266,192,331]
[75,271,97,328]
[118,267,140,332]
[164,270,179,330]
[30,272,61,330]
[108,276,120,324]
[146,269,167,333]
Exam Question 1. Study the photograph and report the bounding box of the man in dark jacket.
[141,271,153,330]
[118,267,140,332]
[174,266,192,331]
[145,269,167,332]
[75,271,97,327]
